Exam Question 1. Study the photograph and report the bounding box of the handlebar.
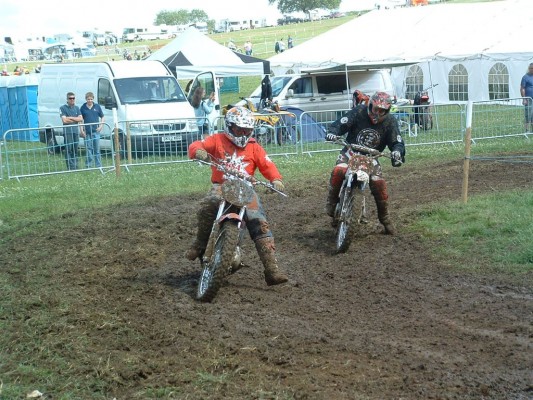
[326,137,403,164]
[197,159,288,197]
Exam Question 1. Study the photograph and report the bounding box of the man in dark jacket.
[325,92,405,235]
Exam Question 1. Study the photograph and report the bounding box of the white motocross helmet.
[224,106,255,148]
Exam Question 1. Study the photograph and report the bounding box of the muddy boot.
[370,180,396,235]
[255,237,288,286]
[375,199,396,235]
[326,168,343,217]
[185,197,218,261]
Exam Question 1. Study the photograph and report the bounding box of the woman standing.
[191,86,215,138]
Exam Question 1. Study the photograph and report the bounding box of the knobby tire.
[335,188,359,254]
[196,221,240,302]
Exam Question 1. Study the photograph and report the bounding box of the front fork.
[337,174,369,224]
[203,201,246,268]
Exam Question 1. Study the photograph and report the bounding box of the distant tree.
[268,0,342,15]
[154,9,209,26]
[189,9,209,23]
[155,10,191,25]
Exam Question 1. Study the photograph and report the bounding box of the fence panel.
[471,98,532,142]
[2,123,115,180]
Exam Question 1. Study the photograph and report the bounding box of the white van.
[38,61,217,156]
[244,69,396,122]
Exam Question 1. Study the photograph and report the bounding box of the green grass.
[411,189,533,273]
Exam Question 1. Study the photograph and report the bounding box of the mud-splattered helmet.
[367,91,392,124]
[224,106,255,148]
[353,89,369,107]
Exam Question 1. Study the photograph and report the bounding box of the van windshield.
[114,77,187,104]
[249,76,293,98]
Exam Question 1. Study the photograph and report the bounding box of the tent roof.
[268,0,533,74]
[147,27,269,79]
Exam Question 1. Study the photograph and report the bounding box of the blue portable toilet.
[0,76,11,139]
[6,75,39,141]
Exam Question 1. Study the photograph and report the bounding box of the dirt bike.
[195,157,287,302]
[329,138,396,254]
[234,98,295,146]
[413,83,438,131]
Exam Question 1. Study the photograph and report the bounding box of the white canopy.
[268,0,533,102]
[147,27,269,79]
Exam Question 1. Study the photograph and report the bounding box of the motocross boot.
[185,197,218,261]
[326,167,344,218]
[370,180,396,235]
[254,237,288,286]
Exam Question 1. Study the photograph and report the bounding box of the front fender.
[218,213,242,224]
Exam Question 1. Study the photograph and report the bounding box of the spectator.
[34,64,41,73]
[274,39,280,54]
[278,38,285,53]
[288,35,294,49]
[80,92,105,168]
[520,63,533,132]
[244,40,253,55]
[60,92,83,170]
[191,86,215,138]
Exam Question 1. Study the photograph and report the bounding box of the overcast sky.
[1,0,375,39]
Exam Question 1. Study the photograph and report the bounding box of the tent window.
[449,64,468,101]
[488,63,509,100]
[405,65,423,100]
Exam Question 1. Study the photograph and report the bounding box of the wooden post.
[112,107,121,178]
[462,101,473,204]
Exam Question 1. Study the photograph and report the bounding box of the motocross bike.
[235,98,295,146]
[413,83,438,131]
[329,138,396,254]
[195,158,287,302]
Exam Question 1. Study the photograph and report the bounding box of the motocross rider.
[186,106,289,286]
[325,91,405,235]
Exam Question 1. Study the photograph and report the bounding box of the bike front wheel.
[197,221,240,302]
[335,189,360,254]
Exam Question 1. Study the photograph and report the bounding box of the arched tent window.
[449,64,468,101]
[405,65,423,100]
[488,63,509,100]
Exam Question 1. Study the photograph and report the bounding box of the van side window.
[316,75,347,95]
[98,79,116,105]
[289,77,313,97]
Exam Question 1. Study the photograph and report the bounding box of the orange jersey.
[188,133,282,184]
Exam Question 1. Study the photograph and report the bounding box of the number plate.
[161,135,182,142]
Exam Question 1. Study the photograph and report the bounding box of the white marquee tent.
[147,27,269,79]
[268,0,533,103]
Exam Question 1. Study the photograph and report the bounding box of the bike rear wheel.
[335,189,360,254]
[197,221,240,302]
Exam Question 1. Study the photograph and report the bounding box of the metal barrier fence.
[1,100,531,180]
[2,123,116,180]
[471,97,532,142]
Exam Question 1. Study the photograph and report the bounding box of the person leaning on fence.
[191,86,215,138]
[80,92,105,168]
[324,91,405,235]
[60,92,83,170]
[520,63,533,132]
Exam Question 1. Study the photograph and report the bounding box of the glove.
[195,149,210,162]
[325,133,338,142]
[272,180,285,192]
[391,150,402,167]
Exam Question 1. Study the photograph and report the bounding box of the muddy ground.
[2,157,532,399]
